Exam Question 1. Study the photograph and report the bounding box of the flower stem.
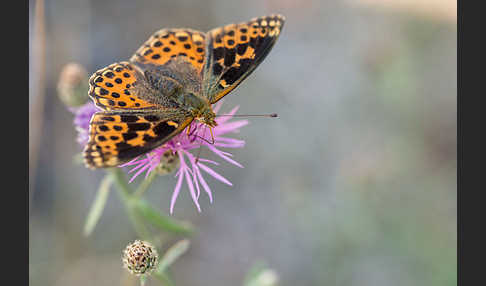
[109,168,151,240]
[134,171,157,198]
[153,271,175,286]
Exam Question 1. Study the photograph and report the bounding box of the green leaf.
[133,199,194,235]
[83,174,113,236]
[157,239,190,273]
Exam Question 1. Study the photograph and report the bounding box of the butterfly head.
[193,106,217,127]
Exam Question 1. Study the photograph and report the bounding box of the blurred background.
[29,0,456,285]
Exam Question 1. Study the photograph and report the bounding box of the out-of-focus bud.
[122,240,159,276]
[155,150,180,175]
[245,267,279,286]
[57,62,89,107]
[253,269,279,286]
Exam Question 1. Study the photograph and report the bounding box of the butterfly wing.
[203,14,285,104]
[84,112,193,168]
[88,61,161,110]
[130,28,207,74]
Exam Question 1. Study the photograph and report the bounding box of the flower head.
[121,101,248,214]
[122,240,159,276]
[68,98,248,214]
[70,101,99,146]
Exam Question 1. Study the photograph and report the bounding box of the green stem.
[134,171,157,198]
[109,168,151,240]
[153,271,175,286]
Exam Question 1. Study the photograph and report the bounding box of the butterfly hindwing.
[89,62,158,110]
[130,29,207,74]
[84,112,193,168]
[204,14,285,103]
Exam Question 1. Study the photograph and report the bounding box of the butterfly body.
[84,14,285,168]
[138,58,217,127]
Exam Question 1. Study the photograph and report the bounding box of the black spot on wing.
[99,88,109,95]
[101,116,115,121]
[213,63,223,75]
[213,47,225,61]
[120,115,140,123]
[223,48,236,67]
[144,115,159,122]
[236,43,248,55]
[122,133,138,141]
[142,134,158,143]
[127,122,151,132]
[116,142,152,161]
[105,72,115,78]
[222,58,253,85]
[153,122,177,136]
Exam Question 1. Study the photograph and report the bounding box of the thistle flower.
[122,240,159,276]
[69,98,248,214]
[121,101,248,214]
[70,101,99,146]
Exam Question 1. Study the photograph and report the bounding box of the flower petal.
[195,167,213,203]
[215,120,249,136]
[208,145,243,168]
[215,105,240,125]
[214,142,245,148]
[127,159,148,173]
[184,168,201,212]
[215,137,246,144]
[195,158,220,165]
[128,161,151,183]
[170,165,185,214]
[198,163,233,186]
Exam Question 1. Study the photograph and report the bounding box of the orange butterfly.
[84,14,285,168]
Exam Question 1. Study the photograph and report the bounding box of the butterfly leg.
[209,126,215,144]
[186,124,191,136]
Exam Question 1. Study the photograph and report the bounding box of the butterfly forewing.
[203,14,285,103]
[84,112,193,168]
[130,29,207,74]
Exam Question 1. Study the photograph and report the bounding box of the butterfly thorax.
[139,60,217,127]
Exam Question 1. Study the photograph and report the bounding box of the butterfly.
[84,14,285,168]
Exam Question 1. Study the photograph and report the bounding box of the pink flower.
[121,101,248,214]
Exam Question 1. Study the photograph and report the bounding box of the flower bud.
[122,240,159,276]
[155,150,180,175]
[57,62,89,107]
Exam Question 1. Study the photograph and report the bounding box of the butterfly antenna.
[215,113,278,118]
